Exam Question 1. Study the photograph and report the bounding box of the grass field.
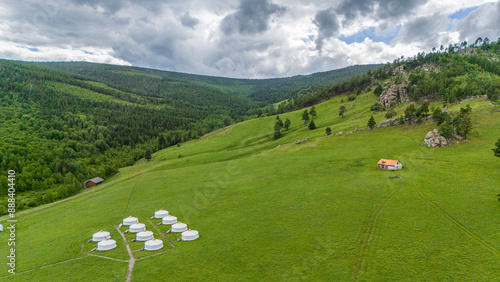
[1,92,499,281]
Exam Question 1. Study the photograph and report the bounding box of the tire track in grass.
[351,186,401,280]
[0,256,86,279]
[415,186,500,257]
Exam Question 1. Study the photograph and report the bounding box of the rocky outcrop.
[394,65,406,76]
[295,137,311,144]
[424,129,448,147]
[380,83,410,109]
[375,116,401,128]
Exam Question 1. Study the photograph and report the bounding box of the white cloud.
[0,0,498,78]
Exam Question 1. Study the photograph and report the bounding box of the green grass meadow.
[1,92,499,280]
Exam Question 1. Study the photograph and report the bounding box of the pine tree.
[302,110,310,126]
[385,109,397,119]
[274,117,284,139]
[257,109,263,117]
[309,106,317,119]
[158,135,166,149]
[420,101,430,117]
[308,119,316,130]
[325,127,332,135]
[405,104,416,121]
[339,105,346,118]
[367,116,376,129]
[145,150,152,161]
[284,118,291,130]
[493,137,500,157]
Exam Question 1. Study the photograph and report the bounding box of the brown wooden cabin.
[84,177,105,188]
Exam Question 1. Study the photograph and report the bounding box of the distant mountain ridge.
[41,61,382,103]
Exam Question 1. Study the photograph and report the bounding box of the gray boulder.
[424,129,448,147]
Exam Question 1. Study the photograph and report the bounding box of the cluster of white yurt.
[144,238,164,251]
[91,230,117,251]
[92,230,111,242]
[171,221,188,233]
[136,230,154,242]
[123,216,138,226]
[97,238,117,251]
[152,209,169,219]
[161,214,178,225]
[129,222,146,233]
[181,229,199,241]
[155,209,200,241]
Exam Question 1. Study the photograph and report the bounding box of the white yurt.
[153,209,169,218]
[171,222,188,233]
[123,216,138,226]
[144,238,163,251]
[136,230,154,242]
[97,239,117,251]
[162,215,178,225]
[129,222,146,233]
[92,230,111,242]
[181,229,199,241]
[0,224,3,232]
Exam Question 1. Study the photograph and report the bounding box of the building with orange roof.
[377,159,402,170]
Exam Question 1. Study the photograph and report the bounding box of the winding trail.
[116,226,136,282]
[351,186,401,280]
[415,186,500,257]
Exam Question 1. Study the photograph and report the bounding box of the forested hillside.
[0,60,253,212]
[42,62,380,104]
[272,38,500,114]
[0,60,375,213]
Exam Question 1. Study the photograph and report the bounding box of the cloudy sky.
[0,0,498,78]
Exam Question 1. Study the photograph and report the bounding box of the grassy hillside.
[0,59,380,213]
[2,90,498,280]
[0,59,253,213]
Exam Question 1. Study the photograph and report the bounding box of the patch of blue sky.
[300,34,315,43]
[448,5,482,20]
[72,48,94,55]
[337,25,401,45]
[17,45,39,52]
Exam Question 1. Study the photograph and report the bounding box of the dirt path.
[87,253,129,263]
[116,226,136,282]
[147,219,176,248]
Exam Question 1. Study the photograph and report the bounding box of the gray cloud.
[455,1,500,43]
[0,0,496,79]
[70,0,125,14]
[220,0,286,35]
[312,8,340,52]
[313,0,429,51]
[375,0,428,19]
[391,12,450,48]
[180,12,200,29]
[336,0,374,25]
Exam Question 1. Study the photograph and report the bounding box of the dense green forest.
[0,61,252,212]
[0,60,375,213]
[42,62,380,104]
